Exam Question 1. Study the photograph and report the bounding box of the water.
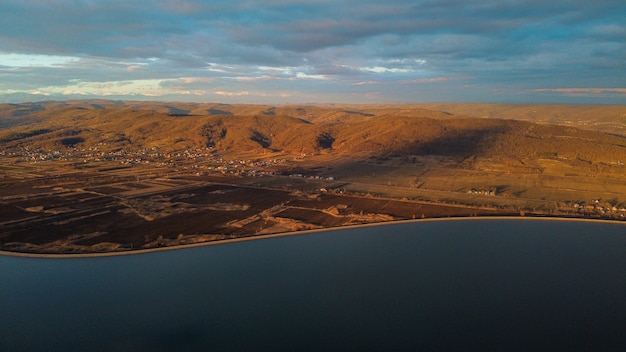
[1,219,625,351]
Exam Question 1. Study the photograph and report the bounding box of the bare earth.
[1,101,625,255]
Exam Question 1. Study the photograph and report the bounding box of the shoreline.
[1,215,624,259]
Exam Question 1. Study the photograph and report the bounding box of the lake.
[1,218,625,351]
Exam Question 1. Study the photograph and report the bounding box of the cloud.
[362,67,412,74]
[126,65,143,72]
[400,77,450,84]
[0,0,624,104]
[532,88,626,95]
[352,81,380,86]
[0,53,79,67]
[214,90,249,97]
[160,77,215,87]
[294,72,329,80]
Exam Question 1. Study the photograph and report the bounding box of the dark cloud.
[0,0,624,103]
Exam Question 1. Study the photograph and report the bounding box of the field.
[1,101,625,254]
[0,161,514,254]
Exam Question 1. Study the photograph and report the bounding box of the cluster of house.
[6,145,200,164]
[4,146,82,162]
[7,145,288,171]
[570,200,626,217]
[287,173,335,181]
[7,144,343,181]
[193,164,277,177]
[193,163,338,180]
[189,157,291,177]
[466,188,497,196]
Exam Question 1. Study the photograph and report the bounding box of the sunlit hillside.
[2,101,626,167]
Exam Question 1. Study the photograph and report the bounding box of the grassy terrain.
[1,100,625,254]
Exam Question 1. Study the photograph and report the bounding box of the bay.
[1,219,625,351]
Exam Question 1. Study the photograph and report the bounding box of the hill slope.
[1,101,626,167]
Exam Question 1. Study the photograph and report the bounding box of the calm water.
[1,219,625,351]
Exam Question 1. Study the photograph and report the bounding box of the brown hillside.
[415,103,626,136]
[1,101,626,167]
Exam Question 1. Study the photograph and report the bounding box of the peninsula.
[1,101,625,255]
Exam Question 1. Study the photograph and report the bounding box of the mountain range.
[1,100,626,167]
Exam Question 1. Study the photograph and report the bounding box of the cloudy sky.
[1,0,624,104]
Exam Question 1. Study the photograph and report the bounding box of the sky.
[0,0,624,104]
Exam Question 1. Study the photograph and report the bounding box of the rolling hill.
[1,101,625,167]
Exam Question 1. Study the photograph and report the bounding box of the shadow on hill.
[201,121,227,148]
[167,107,191,116]
[317,132,335,149]
[208,109,233,115]
[250,129,272,149]
[11,103,45,117]
[61,137,85,146]
[0,128,53,142]
[277,123,514,186]
[403,126,506,158]
[344,110,375,117]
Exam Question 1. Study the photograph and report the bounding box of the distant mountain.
[0,93,63,104]
[0,93,189,104]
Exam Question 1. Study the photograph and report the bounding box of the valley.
[1,101,625,254]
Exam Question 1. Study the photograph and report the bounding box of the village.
[3,144,288,175]
[2,141,350,183]
[3,143,625,222]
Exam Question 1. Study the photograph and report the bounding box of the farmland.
[1,101,625,254]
